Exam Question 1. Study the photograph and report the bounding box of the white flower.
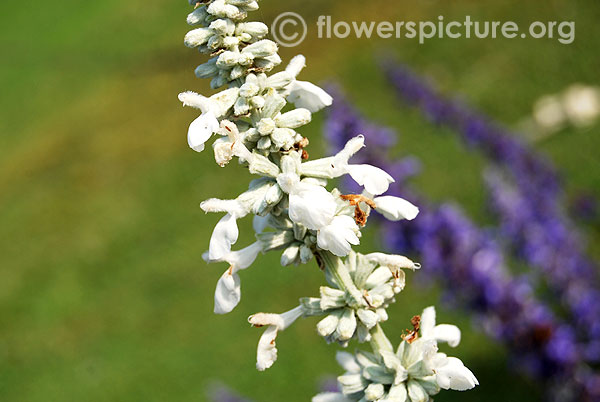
[248,306,304,371]
[205,242,263,314]
[333,136,395,195]
[317,215,360,257]
[201,198,249,260]
[434,356,479,391]
[282,55,333,113]
[373,196,419,221]
[287,80,333,113]
[212,120,252,166]
[178,89,239,152]
[282,174,337,230]
[346,164,395,196]
[420,306,461,347]
[188,112,220,152]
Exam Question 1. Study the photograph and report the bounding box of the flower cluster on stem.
[180,2,478,400]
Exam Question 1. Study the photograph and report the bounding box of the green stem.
[370,323,394,354]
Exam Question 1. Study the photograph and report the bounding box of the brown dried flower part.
[340,194,377,227]
[401,315,421,344]
[293,137,310,160]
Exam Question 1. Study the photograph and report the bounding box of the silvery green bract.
[179,0,477,398]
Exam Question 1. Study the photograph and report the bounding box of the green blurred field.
[1,0,599,401]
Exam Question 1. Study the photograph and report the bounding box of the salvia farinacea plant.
[179,1,478,400]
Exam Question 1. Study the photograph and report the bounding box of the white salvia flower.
[201,198,249,260]
[179,89,238,152]
[434,356,479,391]
[420,306,462,347]
[187,112,220,152]
[249,306,304,371]
[213,120,252,166]
[204,242,263,314]
[287,80,334,113]
[280,171,337,230]
[373,196,419,221]
[317,215,360,257]
[333,136,395,195]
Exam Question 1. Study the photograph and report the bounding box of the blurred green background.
[1,0,599,401]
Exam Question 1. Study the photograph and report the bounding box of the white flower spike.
[180,1,476,399]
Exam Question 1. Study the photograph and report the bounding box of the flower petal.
[433,324,462,347]
[347,164,394,196]
[374,196,419,221]
[420,306,436,338]
[214,268,241,314]
[435,357,479,391]
[317,215,360,257]
[256,325,279,371]
[336,351,361,373]
[289,183,337,230]
[208,214,239,261]
[188,112,219,152]
[287,80,333,113]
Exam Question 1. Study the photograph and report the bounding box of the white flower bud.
[222,36,240,48]
[267,71,294,89]
[299,244,313,263]
[241,39,278,58]
[236,22,268,39]
[317,313,340,337]
[187,6,208,26]
[364,383,385,401]
[229,65,245,80]
[264,184,283,205]
[234,97,250,116]
[239,82,260,98]
[319,286,346,310]
[335,308,357,341]
[365,266,393,289]
[217,51,241,67]
[209,18,235,36]
[250,96,265,109]
[281,245,300,266]
[257,136,271,150]
[356,309,378,330]
[248,153,280,177]
[195,59,218,78]
[257,118,276,135]
[207,0,245,20]
[275,108,312,128]
[184,28,213,48]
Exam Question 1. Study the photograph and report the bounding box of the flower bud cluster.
[301,251,419,346]
[186,0,278,88]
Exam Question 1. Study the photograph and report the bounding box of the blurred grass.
[0,0,599,401]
